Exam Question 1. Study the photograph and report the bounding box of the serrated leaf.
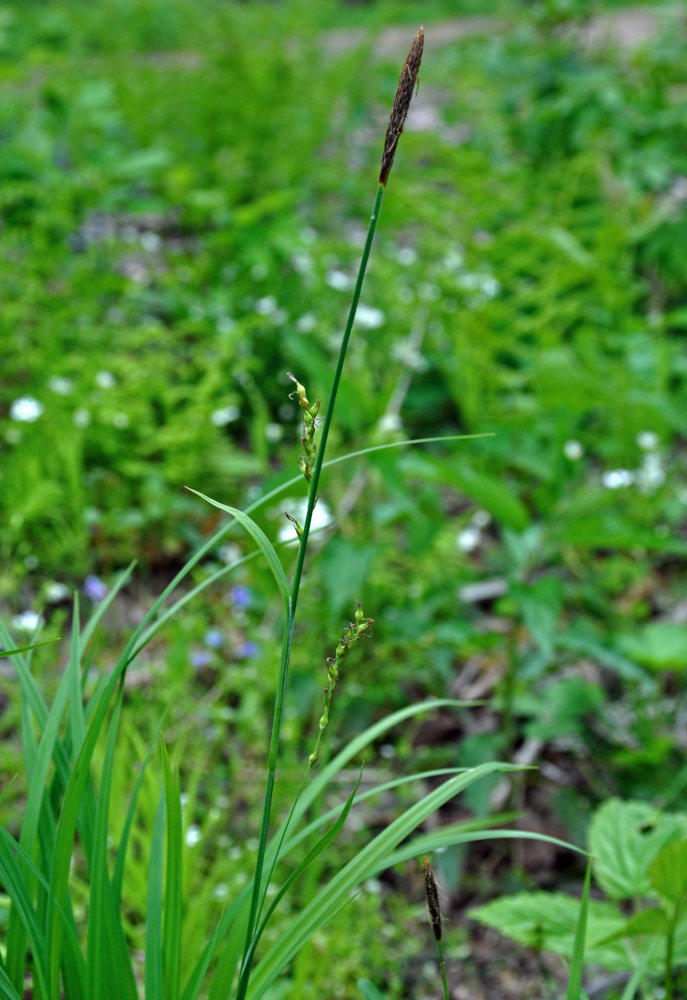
[589,799,687,899]
[601,907,669,944]
[618,623,687,671]
[649,839,687,902]
[470,892,629,970]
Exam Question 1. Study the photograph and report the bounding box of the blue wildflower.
[230,585,252,608]
[190,650,211,669]
[84,575,107,603]
[236,641,259,659]
[204,628,224,648]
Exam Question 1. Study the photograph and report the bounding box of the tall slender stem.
[237,184,385,999]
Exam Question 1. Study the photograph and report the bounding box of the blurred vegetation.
[1,0,687,995]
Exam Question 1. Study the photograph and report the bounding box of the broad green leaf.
[471,893,629,970]
[649,839,687,902]
[188,489,290,609]
[358,980,387,1000]
[602,907,669,943]
[618,623,687,671]
[589,799,687,900]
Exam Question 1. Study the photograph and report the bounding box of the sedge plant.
[0,28,580,1000]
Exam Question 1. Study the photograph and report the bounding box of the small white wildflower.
[458,273,500,298]
[363,879,383,895]
[219,543,241,565]
[391,341,428,372]
[377,413,402,435]
[48,376,74,395]
[95,370,115,389]
[602,469,635,489]
[564,440,584,460]
[265,422,283,442]
[217,315,234,335]
[291,251,313,276]
[326,269,352,291]
[442,248,465,271]
[296,313,316,333]
[211,405,240,427]
[185,825,202,848]
[637,453,666,493]
[355,304,385,329]
[472,509,491,528]
[139,231,161,253]
[213,883,229,900]
[637,431,659,451]
[45,582,69,603]
[396,247,417,266]
[11,610,42,633]
[255,295,277,315]
[457,526,481,553]
[10,397,43,422]
[73,408,91,428]
[419,283,441,301]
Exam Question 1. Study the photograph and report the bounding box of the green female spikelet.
[309,601,373,767]
[287,372,320,483]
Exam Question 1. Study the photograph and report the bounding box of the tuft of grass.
[0,26,563,1000]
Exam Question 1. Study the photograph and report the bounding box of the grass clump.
[0,28,538,1000]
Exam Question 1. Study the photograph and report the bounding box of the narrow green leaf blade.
[247,762,521,999]
[145,793,166,1000]
[161,738,183,1000]
[0,637,60,658]
[566,861,591,1000]
[187,490,291,608]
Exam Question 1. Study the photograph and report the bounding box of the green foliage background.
[1,0,687,995]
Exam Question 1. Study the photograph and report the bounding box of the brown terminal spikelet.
[422,856,442,942]
[379,26,424,187]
